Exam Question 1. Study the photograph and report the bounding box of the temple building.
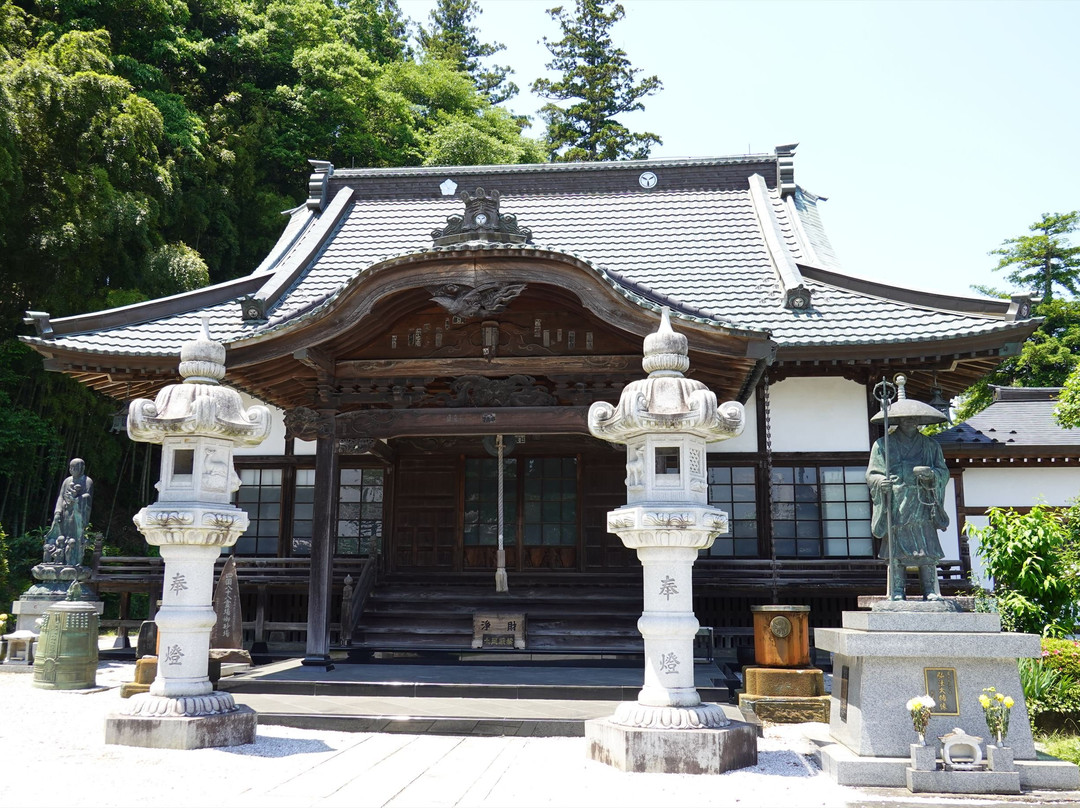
[21,146,1039,664]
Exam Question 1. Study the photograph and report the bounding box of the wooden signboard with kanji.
[472,613,526,649]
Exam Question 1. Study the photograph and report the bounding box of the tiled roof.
[935,388,1080,447]
[21,152,1034,358]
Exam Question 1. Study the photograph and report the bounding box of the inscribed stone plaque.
[839,665,850,722]
[924,667,960,716]
[471,613,526,649]
[210,556,243,649]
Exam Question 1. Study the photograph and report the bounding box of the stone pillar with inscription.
[106,318,271,749]
[585,308,757,774]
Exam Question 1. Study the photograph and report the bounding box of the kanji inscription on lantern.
[169,573,188,594]
[924,667,959,715]
[471,613,526,649]
[658,575,679,600]
[659,652,680,674]
[163,644,184,665]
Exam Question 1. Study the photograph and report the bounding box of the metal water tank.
[33,600,98,690]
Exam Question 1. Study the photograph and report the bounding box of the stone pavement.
[4,658,1080,807]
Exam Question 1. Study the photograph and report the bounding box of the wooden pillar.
[303,425,338,668]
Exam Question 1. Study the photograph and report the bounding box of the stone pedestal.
[738,666,830,724]
[586,717,757,774]
[106,706,257,750]
[121,656,158,698]
[815,609,1080,791]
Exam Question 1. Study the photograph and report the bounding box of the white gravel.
[0,660,993,808]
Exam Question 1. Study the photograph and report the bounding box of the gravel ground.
[0,661,1071,808]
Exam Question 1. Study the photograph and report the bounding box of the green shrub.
[0,527,46,609]
[968,505,1080,636]
[1022,639,1080,730]
[1041,638,1080,680]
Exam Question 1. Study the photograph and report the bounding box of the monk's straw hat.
[869,374,947,426]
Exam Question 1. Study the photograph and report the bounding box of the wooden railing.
[339,555,378,645]
[91,554,968,647]
[695,558,968,593]
[92,556,371,647]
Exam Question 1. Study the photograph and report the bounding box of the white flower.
[907,694,935,710]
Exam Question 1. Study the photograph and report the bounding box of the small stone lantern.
[106,318,271,749]
[585,308,758,773]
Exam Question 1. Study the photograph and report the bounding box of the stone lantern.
[106,318,271,749]
[585,308,757,773]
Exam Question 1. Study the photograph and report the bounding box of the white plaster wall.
[234,395,288,456]
[707,392,758,454]
[964,514,991,588]
[768,377,869,453]
[294,437,316,455]
[939,477,961,560]
[963,467,1080,508]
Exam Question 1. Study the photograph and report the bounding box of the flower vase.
[916,732,925,746]
[996,731,1005,748]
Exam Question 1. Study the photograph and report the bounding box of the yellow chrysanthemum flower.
[995,693,1005,702]
[1004,697,1014,708]
[979,694,991,708]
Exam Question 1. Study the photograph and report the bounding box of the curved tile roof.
[21,152,1034,358]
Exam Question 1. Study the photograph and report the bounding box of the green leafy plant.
[1020,656,1076,722]
[968,505,1080,636]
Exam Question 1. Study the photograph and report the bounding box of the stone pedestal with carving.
[584,308,757,773]
[105,320,270,749]
[816,610,1080,791]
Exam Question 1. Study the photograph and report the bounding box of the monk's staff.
[873,377,897,596]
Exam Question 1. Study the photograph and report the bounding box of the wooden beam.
[336,406,591,439]
[336,355,639,377]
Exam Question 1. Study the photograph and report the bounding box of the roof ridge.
[331,154,776,179]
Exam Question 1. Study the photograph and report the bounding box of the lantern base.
[106,703,256,749]
[586,715,757,774]
[611,701,729,729]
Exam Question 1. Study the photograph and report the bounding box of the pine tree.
[531,0,662,162]
[990,211,1080,302]
[419,0,517,105]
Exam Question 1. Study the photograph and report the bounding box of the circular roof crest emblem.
[638,171,658,189]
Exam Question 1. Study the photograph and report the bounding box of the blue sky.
[398,0,1079,298]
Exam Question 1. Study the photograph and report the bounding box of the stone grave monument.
[11,458,104,632]
[815,375,1079,793]
[585,308,757,774]
[210,556,252,669]
[105,317,271,749]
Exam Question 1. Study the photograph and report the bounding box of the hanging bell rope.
[494,434,509,593]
